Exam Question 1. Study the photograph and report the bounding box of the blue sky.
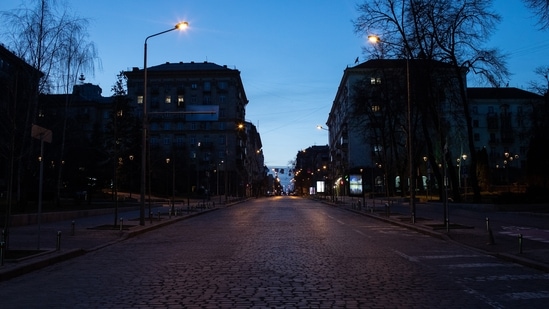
[2,0,549,167]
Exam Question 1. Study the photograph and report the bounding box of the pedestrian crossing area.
[392,248,549,308]
[499,226,549,244]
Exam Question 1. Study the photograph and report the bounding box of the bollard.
[0,241,5,266]
[56,231,62,251]
[385,203,389,217]
[71,221,75,236]
[149,212,153,224]
[486,217,495,245]
[157,212,161,221]
[119,218,123,232]
[518,233,523,254]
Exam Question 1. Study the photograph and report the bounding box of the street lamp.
[140,22,188,225]
[316,125,328,131]
[368,34,415,223]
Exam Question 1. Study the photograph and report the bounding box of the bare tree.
[1,0,99,204]
[354,0,509,202]
[523,0,549,29]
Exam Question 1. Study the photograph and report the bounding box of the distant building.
[267,165,295,195]
[293,145,330,196]
[467,87,544,186]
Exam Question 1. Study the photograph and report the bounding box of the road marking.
[462,274,549,282]
[447,263,517,269]
[392,250,419,262]
[506,291,549,300]
[418,254,482,260]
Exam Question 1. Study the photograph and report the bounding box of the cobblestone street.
[1,196,548,308]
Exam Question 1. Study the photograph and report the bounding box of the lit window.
[165,95,171,104]
[177,95,185,107]
[137,95,144,104]
[371,105,380,112]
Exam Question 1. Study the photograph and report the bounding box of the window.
[191,95,197,104]
[137,95,144,104]
[371,105,380,112]
[218,81,228,89]
[473,119,479,128]
[370,77,381,84]
[191,83,198,89]
[471,106,478,114]
[204,81,211,91]
[164,122,171,130]
[176,136,184,146]
[474,133,480,141]
[203,95,211,105]
[177,122,184,130]
[177,95,185,107]
[165,95,171,104]
[150,137,158,146]
[190,122,197,130]
[219,95,226,104]
[218,135,226,145]
[164,137,170,145]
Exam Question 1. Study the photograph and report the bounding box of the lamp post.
[368,35,415,223]
[166,158,175,215]
[461,154,467,200]
[140,22,188,225]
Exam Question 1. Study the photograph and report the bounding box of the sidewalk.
[0,202,218,281]
[335,197,549,273]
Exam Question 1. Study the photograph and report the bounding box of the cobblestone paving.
[0,197,547,308]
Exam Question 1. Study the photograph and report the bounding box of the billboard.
[349,174,363,196]
[316,180,325,193]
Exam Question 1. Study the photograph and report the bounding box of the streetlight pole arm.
[139,21,188,226]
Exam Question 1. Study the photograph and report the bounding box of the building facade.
[327,59,544,198]
[467,87,543,188]
[124,61,261,198]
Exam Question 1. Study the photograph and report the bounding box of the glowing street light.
[140,22,188,225]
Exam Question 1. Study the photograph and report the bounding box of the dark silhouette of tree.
[523,0,549,29]
[1,0,99,204]
[354,0,509,202]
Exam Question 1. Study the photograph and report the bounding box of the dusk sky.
[2,1,549,167]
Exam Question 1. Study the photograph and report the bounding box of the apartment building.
[124,61,261,197]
